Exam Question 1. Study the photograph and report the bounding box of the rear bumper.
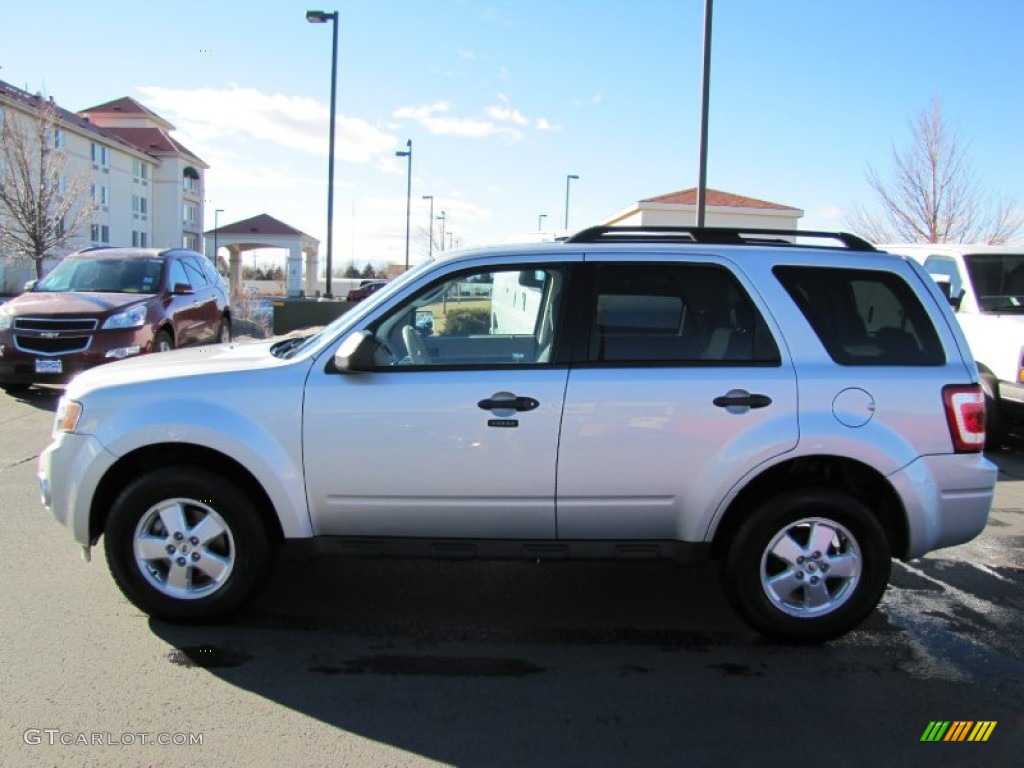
[890,453,997,559]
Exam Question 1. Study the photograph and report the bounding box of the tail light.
[942,385,986,453]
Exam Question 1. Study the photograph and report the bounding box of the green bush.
[441,307,490,336]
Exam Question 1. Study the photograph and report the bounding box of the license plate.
[35,359,63,374]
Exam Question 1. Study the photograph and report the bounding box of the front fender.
[75,371,312,539]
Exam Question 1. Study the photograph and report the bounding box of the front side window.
[169,260,191,290]
[587,263,779,365]
[369,266,565,367]
[963,252,1024,312]
[775,266,944,366]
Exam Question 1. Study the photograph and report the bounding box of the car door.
[165,257,206,347]
[302,259,577,539]
[182,255,220,342]
[555,255,799,543]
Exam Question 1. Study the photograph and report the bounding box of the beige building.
[604,188,803,230]
[0,80,207,291]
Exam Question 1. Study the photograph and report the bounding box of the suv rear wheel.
[721,489,890,643]
[104,467,274,622]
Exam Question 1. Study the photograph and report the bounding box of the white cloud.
[394,101,511,139]
[486,94,529,126]
[136,85,395,164]
[395,97,554,140]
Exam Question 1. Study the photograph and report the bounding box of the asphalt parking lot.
[1,386,1021,767]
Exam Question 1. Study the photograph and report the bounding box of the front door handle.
[713,392,772,409]
[478,395,540,412]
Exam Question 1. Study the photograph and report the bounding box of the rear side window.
[588,263,780,365]
[774,266,944,365]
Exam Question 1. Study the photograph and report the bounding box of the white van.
[882,243,1024,445]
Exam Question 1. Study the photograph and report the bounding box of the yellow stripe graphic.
[967,721,997,742]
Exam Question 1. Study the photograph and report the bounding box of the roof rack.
[564,226,877,252]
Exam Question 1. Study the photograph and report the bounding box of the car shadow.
[3,385,62,413]
[145,550,913,766]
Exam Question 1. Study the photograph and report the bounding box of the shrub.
[441,307,490,336]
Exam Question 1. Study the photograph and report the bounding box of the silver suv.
[38,227,997,642]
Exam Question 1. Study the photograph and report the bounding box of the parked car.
[346,280,387,302]
[0,247,231,393]
[39,227,996,642]
[881,244,1024,447]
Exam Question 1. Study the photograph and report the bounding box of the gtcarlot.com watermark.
[24,729,203,747]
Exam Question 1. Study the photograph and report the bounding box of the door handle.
[477,395,540,412]
[713,392,772,409]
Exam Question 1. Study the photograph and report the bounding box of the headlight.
[102,304,148,330]
[54,398,83,435]
[0,308,11,331]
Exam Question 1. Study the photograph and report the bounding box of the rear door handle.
[713,392,772,409]
[478,395,540,412]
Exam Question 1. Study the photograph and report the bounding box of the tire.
[154,329,174,353]
[217,315,232,344]
[104,467,274,622]
[721,489,890,643]
[980,373,1006,450]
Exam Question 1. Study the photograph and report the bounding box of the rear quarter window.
[774,265,945,366]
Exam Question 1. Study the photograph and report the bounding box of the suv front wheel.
[721,489,890,643]
[104,467,274,622]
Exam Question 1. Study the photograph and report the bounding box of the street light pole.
[696,0,713,227]
[306,9,339,297]
[437,210,447,251]
[422,195,434,259]
[213,208,223,262]
[538,213,547,232]
[396,139,412,271]
[564,174,579,230]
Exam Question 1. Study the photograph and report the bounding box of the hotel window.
[91,143,110,168]
[51,128,65,148]
[140,232,147,247]
[183,233,199,250]
[132,231,139,247]
[93,184,109,207]
[132,159,149,182]
[183,166,201,194]
[183,202,198,225]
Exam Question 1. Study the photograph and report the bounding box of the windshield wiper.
[271,335,309,358]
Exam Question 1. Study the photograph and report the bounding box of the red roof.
[643,188,799,211]
[93,126,202,163]
[208,214,311,238]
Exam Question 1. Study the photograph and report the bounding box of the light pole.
[564,174,579,230]
[213,208,223,263]
[538,213,547,232]
[422,195,434,259]
[306,9,339,297]
[437,210,447,251]
[696,0,713,227]
[395,139,412,271]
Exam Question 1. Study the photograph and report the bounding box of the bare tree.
[848,97,1022,245]
[0,94,95,278]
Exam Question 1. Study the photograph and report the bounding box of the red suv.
[0,247,231,393]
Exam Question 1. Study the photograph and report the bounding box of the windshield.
[964,253,1024,312]
[277,258,436,359]
[35,257,164,294]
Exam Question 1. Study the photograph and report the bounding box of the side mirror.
[333,330,377,373]
[172,282,195,296]
[24,279,38,291]
[932,277,962,310]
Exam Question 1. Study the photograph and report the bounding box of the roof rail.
[564,226,877,252]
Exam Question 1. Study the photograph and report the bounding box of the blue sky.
[2,0,1021,268]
